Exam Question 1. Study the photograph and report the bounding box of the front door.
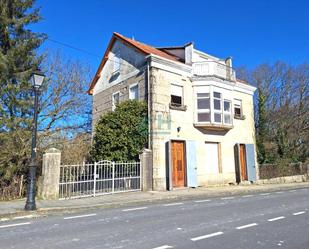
[172,141,186,188]
[239,144,248,181]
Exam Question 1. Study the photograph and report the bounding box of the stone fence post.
[139,149,153,191]
[40,148,61,200]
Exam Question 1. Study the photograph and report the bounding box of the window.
[171,84,183,107]
[112,92,120,111]
[223,100,232,124]
[197,93,210,122]
[129,84,139,100]
[234,99,242,118]
[113,51,120,73]
[213,92,222,123]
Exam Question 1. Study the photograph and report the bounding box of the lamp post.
[25,70,45,211]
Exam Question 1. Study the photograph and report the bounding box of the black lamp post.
[25,70,45,211]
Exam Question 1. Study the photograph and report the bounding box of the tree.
[0,0,46,191]
[90,100,148,162]
[256,87,267,163]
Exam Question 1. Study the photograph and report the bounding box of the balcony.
[193,61,236,81]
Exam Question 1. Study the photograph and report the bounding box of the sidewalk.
[1,182,309,220]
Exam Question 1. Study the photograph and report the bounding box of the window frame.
[112,91,120,111]
[234,99,243,119]
[196,92,211,123]
[113,51,121,73]
[129,83,139,100]
[223,99,232,125]
[213,91,222,124]
[170,84,184,107]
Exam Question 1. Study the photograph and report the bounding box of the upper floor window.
[171,84,183,107]
[197,93,210,122]
[234,99,243,118]
[112,92,120,111]
[113,51,120,73]
[129,83,139,100]
[195,90,232,126]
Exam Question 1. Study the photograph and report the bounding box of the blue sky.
[33,0,309,73]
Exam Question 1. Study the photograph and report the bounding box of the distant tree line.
[237,62,308,165]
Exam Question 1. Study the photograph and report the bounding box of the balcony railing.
[193,61,236,81]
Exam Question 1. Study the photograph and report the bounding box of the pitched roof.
[88,32,183,94]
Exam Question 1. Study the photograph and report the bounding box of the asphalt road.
[0,187,308,249]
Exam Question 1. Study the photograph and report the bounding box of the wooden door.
[172,141,186,187]
[239,144,248,181]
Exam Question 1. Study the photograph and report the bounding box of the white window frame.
[213,91,222,124]
[129,83,139,100]
[223,99,232,125]
[234,99,243,118]
[112,91,120,111]
[196,92,211,123]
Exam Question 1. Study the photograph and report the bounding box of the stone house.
[88,32,257,191]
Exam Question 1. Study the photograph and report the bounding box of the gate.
[59,160,141,199]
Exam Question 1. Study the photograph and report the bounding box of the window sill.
[194,122,233,131]
[234,115,246,120]
[169,104,187,111]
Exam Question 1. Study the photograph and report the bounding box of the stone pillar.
[139,149,153,191]
[40,148,61,200]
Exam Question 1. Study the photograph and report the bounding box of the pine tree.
[256,86,267,163]
[0,0,46,193]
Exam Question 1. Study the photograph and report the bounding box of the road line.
[289,190,296,192]
[293,211,306,216]
[191,231,224,241]
[163,202,183,207]
[152,245,173,249]
[13,215,36,220]
[0,222,31,229]
[268,216,285,222]
[194,199,211,203]
[275,191,284,194]
[236,223,258,230]
[260,193,270,196]
[122,207,148,212]
[221,197,234,200]
[63,213,97,220]
[242,195,254,198]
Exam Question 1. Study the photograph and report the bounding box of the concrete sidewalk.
[1,182,309,220]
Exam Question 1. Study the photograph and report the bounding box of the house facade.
[88,32,257,191]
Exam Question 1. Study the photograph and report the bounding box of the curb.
[1,182,309,221]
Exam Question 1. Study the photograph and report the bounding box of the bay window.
[195,90,233,127]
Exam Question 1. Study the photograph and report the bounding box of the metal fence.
[59,160,141,199]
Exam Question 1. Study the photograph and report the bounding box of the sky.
[32,0,309,74]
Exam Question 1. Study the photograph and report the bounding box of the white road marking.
[275,191,284,194]
[293,211,306,216]
[191,231,224,241]
[153,245,173,249]
[236,223,258,230]
[0,218,9,222]
[0,222,31,229]
[163,202,183,207]
[242,195,254,198]
[289,190,296,192]
[194,199,211,203]
[122,207,148,212]
[63,213,97,220]
[221,197,234,200]
[268,216,285,222]
[260,193,270,196]
[13,215,35,220]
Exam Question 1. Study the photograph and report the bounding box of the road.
[0,187,308,249]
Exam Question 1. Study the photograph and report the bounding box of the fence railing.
[59,160,141,199]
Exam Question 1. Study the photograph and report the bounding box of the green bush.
[90,100,148,161]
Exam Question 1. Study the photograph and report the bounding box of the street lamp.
[25,70,45,211]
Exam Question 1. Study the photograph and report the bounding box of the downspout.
[146,58,151,150]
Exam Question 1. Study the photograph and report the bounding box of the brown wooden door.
[239,144,248,181]
[172,141,186,187]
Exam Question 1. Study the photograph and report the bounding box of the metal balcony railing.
[193,61,236,81]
